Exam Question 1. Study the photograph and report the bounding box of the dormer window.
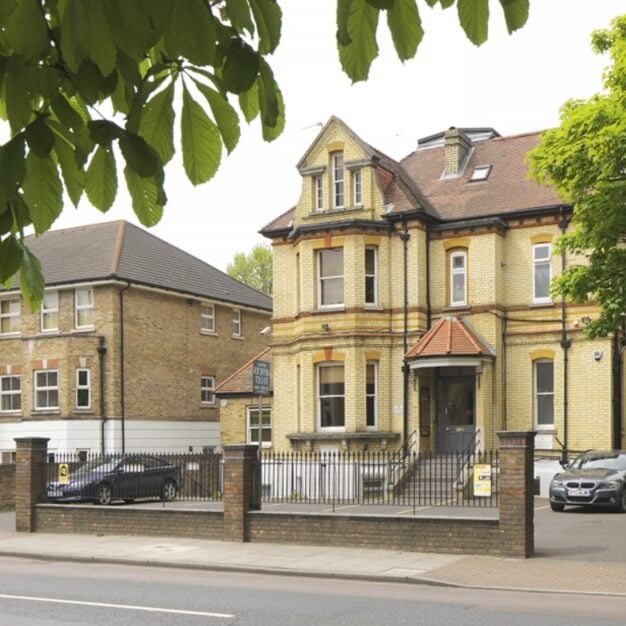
[469,165,491,182]
[332,152,344,209]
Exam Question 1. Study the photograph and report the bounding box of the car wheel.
[616,489,626,513]
[550,501,565,512]
[96,483,112,506]
[161,480,177,502]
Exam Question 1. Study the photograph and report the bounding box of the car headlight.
[598,481,620,489]
[551,479,564,487]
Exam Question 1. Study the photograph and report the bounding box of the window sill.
[73,326,96,333]
[363,305,383,311]
[529,302,554,309]
[201,403,217,408]
[73,409,94,415]
[0,333,21,339]
[231,335,244,341]
[32,410,60,416]
[0,411,22,417]
[314,306,345,314]
[444,305,470,312]
[200,330,218,337]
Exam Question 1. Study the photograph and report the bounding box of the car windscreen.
[574,453,626,471]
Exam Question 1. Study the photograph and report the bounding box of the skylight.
[469,165,491,182]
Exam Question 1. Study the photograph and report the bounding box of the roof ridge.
[414,318,444,356]
[215,346,271,392]
[458,318,482,352]
[110,220,127,275]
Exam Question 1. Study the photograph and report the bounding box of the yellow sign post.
[473,464,492,497]
[58,463,69,484]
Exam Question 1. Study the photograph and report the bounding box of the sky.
[49,1,625,273]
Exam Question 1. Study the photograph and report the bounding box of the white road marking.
[0,593,235,619]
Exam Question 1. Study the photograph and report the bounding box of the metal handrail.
[455,429,481,489]
[387,430,419,491]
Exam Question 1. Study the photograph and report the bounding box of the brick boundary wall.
[20,432,535,558]
[0,464,15,510]
[34,505,223,539]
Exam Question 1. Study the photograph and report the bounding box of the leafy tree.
[227,243,273,295]
[0,0,529,307]
[528,15,626,339]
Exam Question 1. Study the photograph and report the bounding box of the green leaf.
[337,0,354,46]
[124,166,164,227]
[52,130,85,206]
[0,135,26,198]
[119,130,160,178]
[257,59,284,140]
[85,0,117,76]
[181,85,221,185]
[19,244,44,311]
[103,0,159,59]
[85,145,117,211]
[238,82,260,123]
[223,0,255,34]
[88,120,122,146]
[457,0,489,46]
[164,0,216,66]
[0,234,22,283]
[365,0,394,8]
[249,0,282,54]
[138,82,175,164]
[4,0,48,60]
[338,0,380,82]
[25,119,55,158]
[387,0,422,60]
[221,39,260,93]
[3,63,32,133]
[499,0,529,35]
[59,0,89,73]
[22,152,63,233]
[194,81,240,153]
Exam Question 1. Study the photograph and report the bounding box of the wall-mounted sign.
[252,360,270,396]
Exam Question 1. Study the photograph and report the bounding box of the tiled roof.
[6,221,272,311]
[405,317,494,360]
[215,347,272,394]
[393,131,563,220]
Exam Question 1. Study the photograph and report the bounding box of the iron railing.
[257,448,499,508]
[46,451,223,504]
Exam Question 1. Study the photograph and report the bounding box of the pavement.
[1,510,626,597]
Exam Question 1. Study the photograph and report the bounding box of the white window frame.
[0,298,20,336]
[0,375,21,414]
[352,169,362,207]
[75,368,91,409]
[201,304,215,333]
[41,290,59,333]
[201,376,215,405]
[317,363,345,431]
[469,165,492,182]
[533,243,552,304]
[317,248,344,309]
[366,361,377,430]
[534,359,554,429]
[34,369,59,411]
[232,308,241,337]
[313,175,324,212]
[246,405,272,447]
[450,250,467,307]
[75,287,94,329]
[332,152,344,209]
[364,246,377,306]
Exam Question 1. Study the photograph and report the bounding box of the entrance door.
[437,376,475,452]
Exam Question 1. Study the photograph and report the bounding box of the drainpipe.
[612,325,624,448]
[400,219,410,450]
[97,336,107,456]
[559,213,570,463]
[425,226,432,330]
[119,282,131,454]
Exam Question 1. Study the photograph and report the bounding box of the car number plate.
[47,489,61,497]
[568,488,590,497]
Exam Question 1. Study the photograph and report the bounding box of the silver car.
[549,450,626,512]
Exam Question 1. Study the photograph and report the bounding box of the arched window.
[450,249,467,307]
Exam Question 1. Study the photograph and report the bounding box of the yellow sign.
[473,464,492,497]
[58,463,69,484]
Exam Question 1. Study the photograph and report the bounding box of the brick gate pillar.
[497,431,535,558]
[14,437,49,532]
[222,444,260,542]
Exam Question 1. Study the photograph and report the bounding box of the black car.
[549,450,626,512]
[47,454,182,505]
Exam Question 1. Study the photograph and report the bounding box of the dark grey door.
[437,376,475,452]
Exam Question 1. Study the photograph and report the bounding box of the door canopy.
[406,317,495,369]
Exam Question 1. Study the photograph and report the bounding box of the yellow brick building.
[259,117,625,455]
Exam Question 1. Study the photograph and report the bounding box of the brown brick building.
[0,221,272,456]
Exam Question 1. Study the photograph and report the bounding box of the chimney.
[444,127,472,177]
